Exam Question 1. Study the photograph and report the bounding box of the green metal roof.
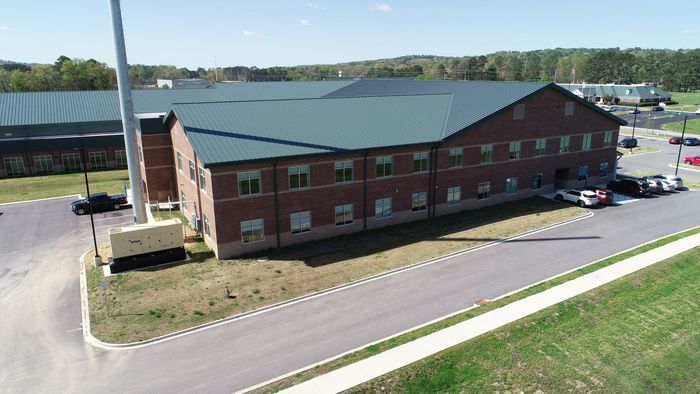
[168,94,453,166]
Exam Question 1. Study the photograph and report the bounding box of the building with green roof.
[558,83,672,105]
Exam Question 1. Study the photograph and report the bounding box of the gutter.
[273,161,281,248]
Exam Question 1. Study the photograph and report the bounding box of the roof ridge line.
[169,93,454,106]
[440,93,454,140]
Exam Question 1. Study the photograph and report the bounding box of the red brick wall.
[138,132,177,202]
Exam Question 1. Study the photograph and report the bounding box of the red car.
[669,136,682,144]
[585,186,614,204]
[684,155,700,166]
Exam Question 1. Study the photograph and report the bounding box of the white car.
[555,189,599,207]
[657,179,676,192]
[652,174,683,189]
[695,108,700,115]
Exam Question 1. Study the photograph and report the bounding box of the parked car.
[617,137,638,148]
[696,108,700,115]
[71,192,128,215]
[682,137,700,146]
[554,189,599,207]
[585,186,614,204]
[628,108,641,114]
[652,174,683,189]
[606,179,652,197]
[669,136,682,144]
[640,177,661,193]
[657,179,676,192]
[684,155,700,166]
[651,106,664,112]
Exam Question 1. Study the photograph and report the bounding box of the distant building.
[156,78,211,89]
[558,84,672,105]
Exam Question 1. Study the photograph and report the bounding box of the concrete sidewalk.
[280,233,700,394]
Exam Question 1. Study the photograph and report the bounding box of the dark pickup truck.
[71,192,128,215]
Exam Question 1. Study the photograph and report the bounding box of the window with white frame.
[411,192,427,212]
[480,145,493,164]
[578,165,589,181]
[335,204,354,226]
[203,214,211,237]
[506,177,518,194]
[376,156,392,177]
[181,190,186,209]
[3,157,25,177]
[290,211,311,234]
[238,170,261,196]
[559,136,570,153]
[375,197,392,219]
[413,152,428,173]
[334,161,353,183]
[599,162,609,177]
[535,138,547,156]
[176,152,183,171]
[33,155,53,174]
[531,173,543,190]
[447,186,461,205]
[62,153,81,172]
[513,103,526,120]
[88,151,107,170]
[288,165,310,189]
[115,150,127,168]
[582,133,592,151]
[509,141,521,160]
[604,131,613,147]
[199,168,206,192]
[448,148,463,167]
[477,182,491,200]
[565,101,575,116]
[189,160,196,182]
[241,219,264,243]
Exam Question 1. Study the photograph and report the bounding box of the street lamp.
[631,104,638,139]
[674,114,698,176]
[74,148,101,266]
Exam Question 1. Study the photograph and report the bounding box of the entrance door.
[554,168,570,189]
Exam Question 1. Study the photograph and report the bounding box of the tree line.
[1,48,699,93]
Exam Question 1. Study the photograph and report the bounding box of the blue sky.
[1,0,698,69]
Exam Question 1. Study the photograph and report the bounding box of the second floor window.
[189,160,196,181]
[535,138,546,156]
[480,145,493,164]
[376,156,393,177]
[335,161,353,183]
[289,165,310,189]
[238,170,261,196]
[413,152,428,173]
[604,131,613,147]
[509,141,521,160]
[199,168,206,192]
[448,148,463,167]
[582,133,592,151]
[559,136,570,153]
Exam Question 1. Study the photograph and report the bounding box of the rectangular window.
[241,219,265,244]
[238,170,261,196]
[199,168,206,192]
[535,138,547,156]
[582,133,592,151]
[604,131,613,147]
[288,165,310,189]
[375,197,392,219]
[411,192,427,212]
[559,136,570,153]
[506,177,518,194]
[203,214,211,237]
[335,204,354,226]
[531,173,543,190]
[88,151,107,170]
[334,160,353,183]
[181,191,186,209]
[177,152,183,171]
[578,165,589,181]
[513,103,526,120]
[33,155,54,174]
[480,145,493,164]
[413,152,428,173]
[290,211,312,234]
[509,141,521,160]
[375,156,393,178]
[477,182,491,200]
[448,148,463,167]
[62,153,81,172]
[565,101,575,116]
[599,162,609,177]
[115,150,127,169]
[189,160,196,182]
[3,157,25,177]
[447,186,461,205]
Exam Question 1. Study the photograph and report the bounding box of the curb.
[0,194,80,206]
[80,209,594,350]
[669,163,700,174]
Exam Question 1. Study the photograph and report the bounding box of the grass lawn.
[254,227,700,393]
[86,197,586,343]
[663,117,700,135]
[665,91,700,112]
[0,170,129,204]
[616,146,659,156]
[351,244,700,393]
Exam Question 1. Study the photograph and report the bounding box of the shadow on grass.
[239,197,585,268]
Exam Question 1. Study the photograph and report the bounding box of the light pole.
[674,115,692,176]
[75,148,101,266]
[631,104,638,139]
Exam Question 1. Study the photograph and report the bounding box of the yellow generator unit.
[108,219,186,273]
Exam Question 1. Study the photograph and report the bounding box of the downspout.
[432,143,441,217]
[363,151,368,231]
[193,152,203,234]
[427,147,434,217]
[273,161,281,248]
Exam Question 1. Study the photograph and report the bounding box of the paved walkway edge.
[279,232,700,394]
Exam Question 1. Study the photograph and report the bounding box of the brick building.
[143,80,625,258]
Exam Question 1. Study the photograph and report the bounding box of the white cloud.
[0,26,10,31]
[307,2,319,9]
[370,3,392,12]
[299,19,312,27]
[242,30,267,39]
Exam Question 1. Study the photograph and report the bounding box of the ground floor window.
[578,165,589,181]
[447,186,461,205]
[505,177,518,194]
[203,214,211,237]
[335,204,353,226]
[375,197,392,219]
[290,211,311,234]
[33,155,54,174]
[599,162,609,177]
[411,192,427,212]
[531,173,543,190]
[62,153,81,172]
[241,219,264,243]
[115,150,127,168]
[477,182,491,200]
[88,151,107,170]
[3,157,25,177]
